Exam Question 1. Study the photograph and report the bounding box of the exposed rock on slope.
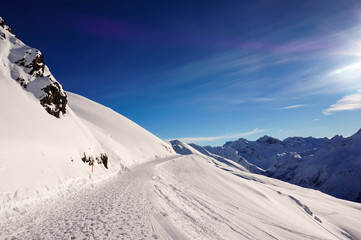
[0,17,175,213]
[0,17,67,118]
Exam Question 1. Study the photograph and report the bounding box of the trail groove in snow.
[1,154,361,240]
[0,156,179,240]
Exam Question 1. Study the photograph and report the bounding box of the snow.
[67,92,174,168]
[154,154,361,239]
[204,135,327,169]
[0,20,174,216]
[1,153,361,239]
[284,130,361,201]
[1,17,361,240]
[0,49,104,208]
[0,81,174,215]
[199,131,361,202]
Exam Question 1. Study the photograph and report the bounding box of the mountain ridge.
[1,16,361,239]
[0,17,175,213]
[0,17,67,118]
[189,129,361,202]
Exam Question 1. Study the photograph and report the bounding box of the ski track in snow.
[0,156,180,240]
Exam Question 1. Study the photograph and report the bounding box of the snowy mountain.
[0,17,174,212]
[170,140,249,172]
[188,143,264,174]
[3,137,361,239]
[267,130,361,202]
[2,17,361,240]
[193,130,361,202]
[0,17,67,118]
[3,150,361,239]
[203,135,327,169]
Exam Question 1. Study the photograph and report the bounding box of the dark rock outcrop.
[82,153,109,169]
[40,83,67,118]
[0,17,14,35]
[1,17,68,118]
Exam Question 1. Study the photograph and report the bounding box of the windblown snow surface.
[198,132,361,203]
[1,147,361,239]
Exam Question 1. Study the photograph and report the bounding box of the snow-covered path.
[1,153,361,240]
[0,156,179,240]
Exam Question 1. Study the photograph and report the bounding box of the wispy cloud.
[197,95,273,105]
[173,128,267,143]
[323,90,361,115]
[280,104,306,110]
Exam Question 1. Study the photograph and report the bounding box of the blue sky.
[2,0,361,146]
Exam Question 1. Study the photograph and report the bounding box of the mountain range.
[189,131,361,202]
[1,17,361,239]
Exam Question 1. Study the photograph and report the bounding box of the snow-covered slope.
[193,130,361,202]
[153,154,361,239]
[3,153,361,239]
[0,17,67,118]
[268,130,361,202]
[203,135,327,169]
[2,16,361,239]
[0,17,174,212]
[67,92,174,168]
[0,17,105,203]
[169,140,202,155]
[170,140,251,172]
[191,143,264,174]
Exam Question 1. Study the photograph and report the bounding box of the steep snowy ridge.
[169,140,200,155]
[0,17,174,213]
[170,140,249,172]
[221,135,327,169]
[188,143,263,173]
[193,130,361,202]
[67,92,175,168]
[0,17,67,118]
[152,154,361,239]
[269,130,361,202]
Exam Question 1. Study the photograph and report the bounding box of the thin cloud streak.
[280,104,306,110]
[173,129,267,143]
[72,15,341,52]
[197,95,273,105]
[102,23,361,103]
[323,90,361,115]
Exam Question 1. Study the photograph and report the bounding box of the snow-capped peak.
[0,17,14,36]
[0,17,67,118]
[256,135,282,145]
[0,18,175,214]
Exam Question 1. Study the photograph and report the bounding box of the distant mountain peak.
[200,129,361,202]
[257,135,281,145]
[0,17,67,118]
